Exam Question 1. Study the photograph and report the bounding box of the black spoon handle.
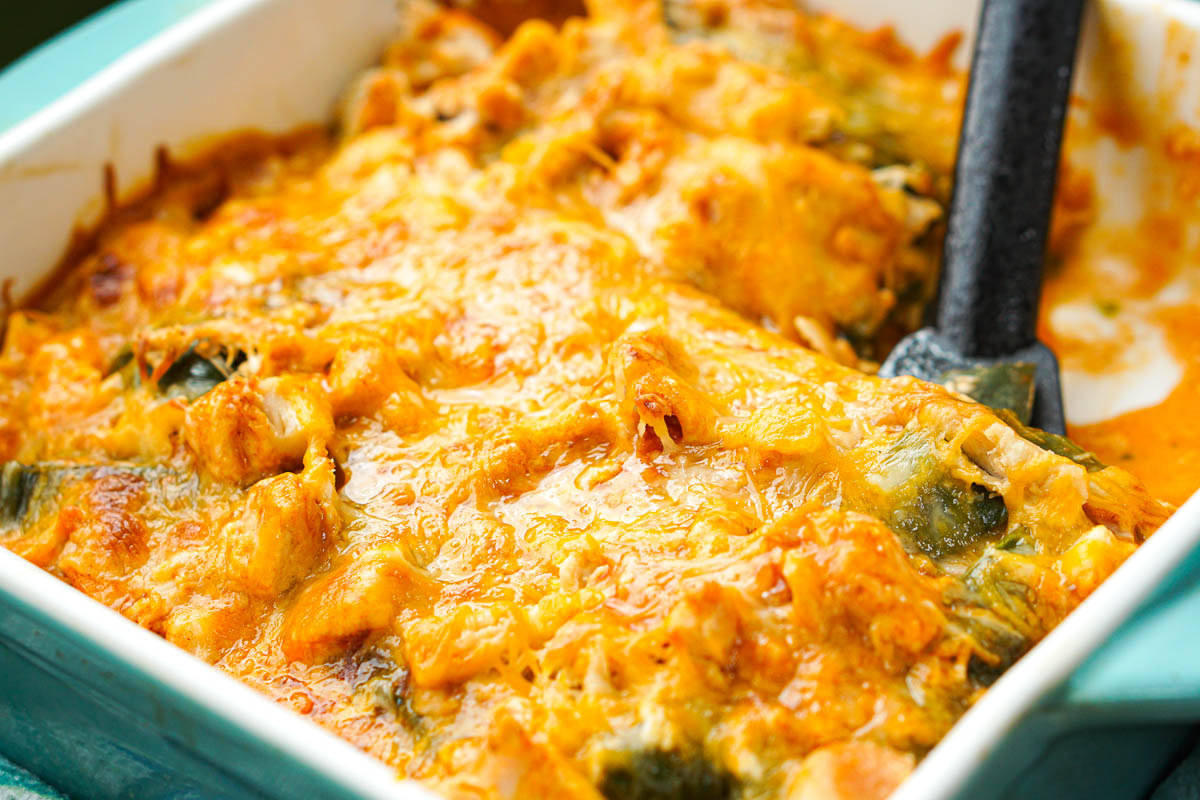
[935,0,1086,358]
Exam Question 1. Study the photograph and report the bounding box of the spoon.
[877,0,1086,435]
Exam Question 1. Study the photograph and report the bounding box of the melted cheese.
[0,3,1171,799]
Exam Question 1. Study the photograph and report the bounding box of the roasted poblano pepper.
[954,602,1030,687]
[936,367,1106,473]
[600,749,735,800]
[888,480,1008,560]
[157,342,247,401]
[995,409,1105,473]
[0,462,107,526]
[872,431,1008,559]
[107,340,247,401]
[106,347,135,377]
[951,544,1047,686]
[0,462,46,525]
[106,345,144,390]
[940,363,1036,425]
[0,461,172,528]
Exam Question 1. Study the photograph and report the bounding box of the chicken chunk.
[773,509,947,670]
[185,375,333,485]
[786,741,915,800]
[403,601,525,688]
[218,454,340,598]
[282,546,437,662]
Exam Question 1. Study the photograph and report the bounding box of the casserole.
[1,1,1199,798]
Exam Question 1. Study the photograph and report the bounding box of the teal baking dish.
[3,1,1200,798]
[0,550,418,800]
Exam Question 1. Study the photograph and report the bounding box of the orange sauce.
[1043,109,1200,506]
[1043,272,1200,506]
[1066,313,1200,507]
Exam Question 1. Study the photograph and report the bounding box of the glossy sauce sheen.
[1043,118,1200,506]
[0,3,1172,799]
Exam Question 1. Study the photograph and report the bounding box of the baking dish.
[1,0,1200,798]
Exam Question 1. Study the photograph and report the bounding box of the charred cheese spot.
[56,472,152,609]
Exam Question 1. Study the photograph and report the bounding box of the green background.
[0,4,113,69]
